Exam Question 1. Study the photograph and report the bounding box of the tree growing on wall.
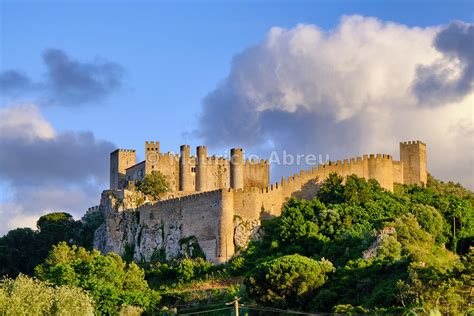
[136,171,169,199]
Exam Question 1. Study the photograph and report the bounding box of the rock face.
[234,217,261,250]
[362,227,396,259]
[93,190,185,261]
[93,189,264,263]
[93,190,139,256]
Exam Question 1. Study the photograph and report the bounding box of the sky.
[0,0,473,235]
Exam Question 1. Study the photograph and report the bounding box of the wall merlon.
[113,149,136,153]
[145,141,159,146]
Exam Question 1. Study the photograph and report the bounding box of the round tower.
[230,148,244,189]
[196,146,208,191]
[179,145,193,191]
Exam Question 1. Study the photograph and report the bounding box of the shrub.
[0,274,94,315]
[245,254,334,308]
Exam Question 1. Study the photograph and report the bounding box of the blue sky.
[2,0,472,152]
[0,0,473,234]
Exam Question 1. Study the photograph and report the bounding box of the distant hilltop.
[94,141,427,263]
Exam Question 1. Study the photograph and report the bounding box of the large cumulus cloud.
[0,104,115,235]
[197,16,474,189]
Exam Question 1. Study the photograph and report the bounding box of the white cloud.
[0,104,113,236]
[198,15,474,189]
[0,104,55,140]
[0,185,99,235]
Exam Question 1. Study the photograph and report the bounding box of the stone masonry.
[94,140,427,263]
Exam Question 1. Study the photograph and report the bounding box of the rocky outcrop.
[94,188,266,262]
[362,227,396,259]
[93,190,140,256]
[234,217,262,250]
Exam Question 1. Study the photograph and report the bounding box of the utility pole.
[226,297,240,316]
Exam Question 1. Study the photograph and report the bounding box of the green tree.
[0,212,85,278]
[78,209,105,249]
[0,274,94,315]
[317,173,345,204]
[411,204,446,243]
[35,242,160,314]
[246,254,334,308]
[0,228,38,277]
[343,175,372,206]
[136,171,169,199]
[36,212,82,258]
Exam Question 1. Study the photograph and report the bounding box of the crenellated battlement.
[154,189,222,206]
[401,140,425,145]
[102,140,427,264]
[87,205,100,213]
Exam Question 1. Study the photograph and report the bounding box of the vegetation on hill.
[0,274,94,315]
[231,174,473,314]
[0,211,103,277]
[35,242,160,314]
[0,173,472,314]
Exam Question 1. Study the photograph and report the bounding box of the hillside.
[0,173,472,314]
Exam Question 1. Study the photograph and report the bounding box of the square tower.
[110,149,137,189]
[400,141,427,186]
[145,141,160,174]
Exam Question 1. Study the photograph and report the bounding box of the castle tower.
[196,146,208,191]
[230,148,244,189]
[145,141,160,174]
[179,145,193,191]
[110,149,136,189]
[400,141,427,186]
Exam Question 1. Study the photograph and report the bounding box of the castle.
[93,140,427,263]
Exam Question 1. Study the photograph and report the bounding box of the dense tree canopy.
[238,173,473,314]
[35,242,160,314]
[0,211,103,278]
[0,173,472,314]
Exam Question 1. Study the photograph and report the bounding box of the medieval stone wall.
[136,190,229,262]
[98,140,428,263]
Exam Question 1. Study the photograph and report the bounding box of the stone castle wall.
[96,141,428,263]
[120,143,270,193]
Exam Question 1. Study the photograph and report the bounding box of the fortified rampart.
[95,140,428,263]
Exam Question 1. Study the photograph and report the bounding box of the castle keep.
[94,141,427,263]
[110,143,270,192]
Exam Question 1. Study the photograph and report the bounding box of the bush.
[245,254,334,308]
[176,258,213,283]
[136,171,169,199]
[0,274,94,315]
